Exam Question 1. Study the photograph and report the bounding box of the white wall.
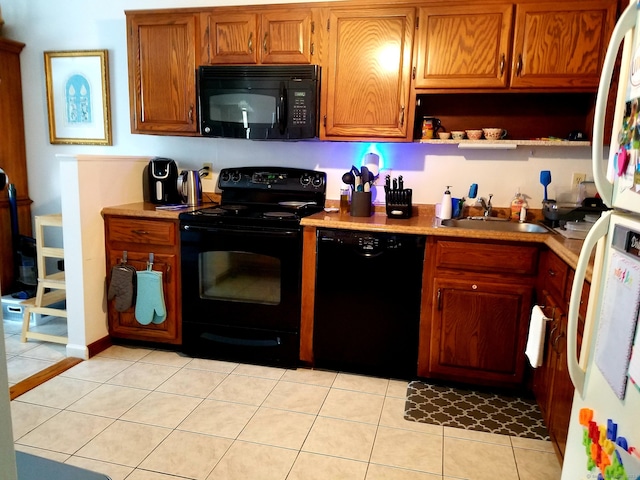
[2,0,596,219]
[60,155,148,358]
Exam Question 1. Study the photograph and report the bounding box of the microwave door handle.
[278,83,287,134]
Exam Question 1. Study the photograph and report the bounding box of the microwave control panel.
[291,90,310,126]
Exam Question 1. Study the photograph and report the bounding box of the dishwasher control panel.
[317,229,412,256]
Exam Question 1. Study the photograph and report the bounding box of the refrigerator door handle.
[592,1,636,208]
[567,211,611,396]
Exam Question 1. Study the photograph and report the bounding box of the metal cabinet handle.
[548,269,556,277]
[499,54,505,77]
[552,330,565,354]
[437,288,442,310]
[516,54,523,76]
[248,32,253,54]
[399,105,405,126]
[263,33,268,52]
[132,230,149,235]
[188,104,194,124]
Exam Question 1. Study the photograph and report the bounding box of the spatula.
[540,170,552,201]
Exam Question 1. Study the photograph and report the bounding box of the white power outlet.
[202,162,213,178]
[571,172,586,189]
[378,168,392,185]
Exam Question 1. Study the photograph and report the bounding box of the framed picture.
[44,50,112,145]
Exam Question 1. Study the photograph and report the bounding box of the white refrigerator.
[562,2,640,478]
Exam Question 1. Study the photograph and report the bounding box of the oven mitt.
[134,270,166,325]
[107,264,137,312]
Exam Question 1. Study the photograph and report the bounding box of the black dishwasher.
[313,229,426,379]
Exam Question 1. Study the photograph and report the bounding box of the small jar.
[339,188,350,214]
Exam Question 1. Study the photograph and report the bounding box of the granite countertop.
[301,210,591,278]
[102,201,592,279]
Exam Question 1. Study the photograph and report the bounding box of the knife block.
[385,189,412,219]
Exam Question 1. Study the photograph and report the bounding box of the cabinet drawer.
[541,251,568,300]
[107,217,176,246]
[435,240,538,275]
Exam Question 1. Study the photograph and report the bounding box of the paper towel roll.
[525,305,548,368]
[364,153,379,177]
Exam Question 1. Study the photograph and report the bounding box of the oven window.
[199,251,281,305]
[208,93,276,126]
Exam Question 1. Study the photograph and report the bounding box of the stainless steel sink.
[440,218,552,233]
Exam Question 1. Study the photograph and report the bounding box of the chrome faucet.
[478,194,493,217]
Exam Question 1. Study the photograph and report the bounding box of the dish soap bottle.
[439,186,452,220]
[510,190,525,221]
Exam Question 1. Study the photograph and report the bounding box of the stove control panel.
[218,167,326,192]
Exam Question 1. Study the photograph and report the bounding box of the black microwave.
[197,65,320,140]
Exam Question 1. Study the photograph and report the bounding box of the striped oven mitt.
[134,269,167,325]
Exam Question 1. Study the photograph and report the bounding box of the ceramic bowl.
[438,131,451,140]
[483,128,506,140]
[465,129,483,140]
[451,130,465,140]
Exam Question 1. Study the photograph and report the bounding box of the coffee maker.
[144,158,180,204]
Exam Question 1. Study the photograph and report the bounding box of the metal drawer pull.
[132,230,150,235]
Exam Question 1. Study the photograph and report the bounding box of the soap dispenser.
[439,186,452,220]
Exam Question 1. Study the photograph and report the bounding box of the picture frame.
[44,50,112,145]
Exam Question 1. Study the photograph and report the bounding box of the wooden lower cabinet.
[534,250,589,459]
[426,278,533,386]
[104,215,181,344]
[418,237,538,388]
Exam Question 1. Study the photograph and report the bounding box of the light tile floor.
[4,316,68,386]
[8,344,562,480]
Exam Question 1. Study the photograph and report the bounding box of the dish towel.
[134,270,166,325]
[525,305,548,368]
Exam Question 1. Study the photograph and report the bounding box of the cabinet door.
[323,7,415,139]
[414,5,513,89]
[0,39,32,291]
[106,250,180,344]
[548,318,573,458]
[427,277,533,386]
[532,291,563,426]
[127,13,198,134]
[202,13,259,64]
[261,10,312,64]
[510,1,616,88]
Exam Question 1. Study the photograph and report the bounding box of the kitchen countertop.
[301,210,592,280]
[101,201,592,280]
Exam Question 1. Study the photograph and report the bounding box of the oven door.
[180,224,302,365]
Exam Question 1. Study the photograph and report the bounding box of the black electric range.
[178,166,326,367]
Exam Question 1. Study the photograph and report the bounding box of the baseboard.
[9,357,83,400]
[87,335,112,358]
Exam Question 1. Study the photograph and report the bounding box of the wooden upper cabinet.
[202,13,259,64]
[510,1,617,88]
[201,9,312,65]
[323,7,415,140]
[414,5,513,89]
[262,10,313,64]
[127,12,198,134]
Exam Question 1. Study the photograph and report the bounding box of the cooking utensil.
[342,171,355,191]
[360,166,371,192]
[540,170,552,201]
